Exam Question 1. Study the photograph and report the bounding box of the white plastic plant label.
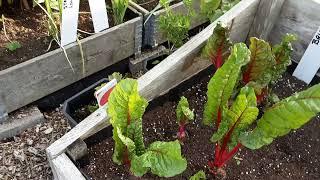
[60,0,80,46]
[293,26,320,84]
[88,0,109,32]
[94,79,117,107]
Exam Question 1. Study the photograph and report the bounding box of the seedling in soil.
[176,96,194,142]
[189,170,206,180]
[108,79,187,177]
[1,15,22,52]
[202,42,320,176]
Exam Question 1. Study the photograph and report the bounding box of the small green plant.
[6,41,21,51]
[1,15,22,52]
[159,0,194,48]
[202,42,320,175]
[176,96,194,142]
[108,79,187,177]
[189,170,206,180]
[111,0,129,25]
[201,0,240,22]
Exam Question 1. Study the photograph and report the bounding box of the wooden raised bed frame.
[0,7,142,113]
[130,0,208,48]
[46,0,320,179]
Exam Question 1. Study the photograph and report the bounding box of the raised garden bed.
[130,0,208,48]
[0,4,143,113]
[46,0,320,179]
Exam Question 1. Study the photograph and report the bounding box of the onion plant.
[112,0,129,25]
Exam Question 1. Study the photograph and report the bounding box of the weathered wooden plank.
[46,107,109,160]
[248,0,285,40]
[138,0,260,101]
[269,0,320,63]
[0,11,142,113]
[51,153,85,180]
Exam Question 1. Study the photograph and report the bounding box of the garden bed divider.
[46,0,263,179]
[0,6,143,114]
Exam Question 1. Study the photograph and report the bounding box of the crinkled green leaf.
[108,72,123,82]
[200,0,221,20]
[189,170,206,180]
[202,23,232,68]
[271,34,297,82]
[240,84,320,149]
[131,140,187,177]
[108,79,148,164]
[209,0,241,22]
[176,96,194,123]
[203,43,251,126]
[211,87,259,150]
[243,37,276,85]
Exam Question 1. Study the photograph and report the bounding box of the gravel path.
[0,107,70,180]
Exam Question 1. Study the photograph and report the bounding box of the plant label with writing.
[293,26,320,84]
[61,0,109,46]
[88,0,109,32]
[60,0,80,46]
[94,79,117,107]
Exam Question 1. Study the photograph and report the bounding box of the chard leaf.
[200,0,221,20]
[211,87,259,150]
[272,34,297,82]
[108,79,148,164]
[240,84,320,149]
[202,23,232,68]
[243,37,276,85]
[189,170,206,180]
[176,96,194,124]
[131,140,187,177]
[203,43,251,126]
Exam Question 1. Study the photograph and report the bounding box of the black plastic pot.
[63,78,109,127]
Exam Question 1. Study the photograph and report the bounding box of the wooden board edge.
[49,153,85,180]
[247,0,285,40]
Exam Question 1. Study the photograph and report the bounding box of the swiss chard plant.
[202,42,320,175]
[176,96,194,142]
[202,23,231,69]
[159,0,194,49]
[108,79,187,177]
[203,24,297,105]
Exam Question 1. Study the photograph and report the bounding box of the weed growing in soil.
[202,40,320,175]
[1,15,22,52]
[176,96,194,142]
[159,0,194,49]
[190,170,206,180]
[108,79,187,177]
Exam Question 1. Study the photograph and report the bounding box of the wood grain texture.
[0,13,142,113]
[269,0,320,63]
[248,0,285,40]
[51,153,85,180]
[138,0,260,101]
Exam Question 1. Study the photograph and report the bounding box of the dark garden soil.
[135,0,181,11]
[78,72,320,180]
[0,0,136,71]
